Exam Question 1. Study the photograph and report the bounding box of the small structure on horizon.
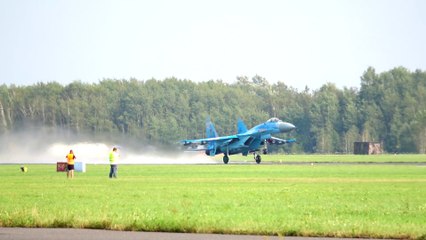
[354,142,383,155]
[56,162,68,172]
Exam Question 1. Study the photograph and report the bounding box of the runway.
[217,161,426,165]
[0,228,386,240]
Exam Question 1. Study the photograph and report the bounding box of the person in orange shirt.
[66,150,76,179]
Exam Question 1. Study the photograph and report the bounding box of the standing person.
[66,150,76,179]
[109,147,119,178]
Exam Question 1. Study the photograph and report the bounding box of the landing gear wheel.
[255,154,261,164]
[262,148,268,155]
[223,155,229,164]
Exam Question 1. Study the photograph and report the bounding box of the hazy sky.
[1,0,425,90]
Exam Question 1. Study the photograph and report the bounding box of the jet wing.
[267,137,296,145]
[181,135,239,146]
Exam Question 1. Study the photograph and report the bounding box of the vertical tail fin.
[206,118,218,156]
[206,118,218,138]
[237,118,248,134]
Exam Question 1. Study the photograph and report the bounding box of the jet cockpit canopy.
[266,117,281,123]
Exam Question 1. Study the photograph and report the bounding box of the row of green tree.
[1,66,426,153]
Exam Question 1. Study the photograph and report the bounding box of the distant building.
[354,142,383,155]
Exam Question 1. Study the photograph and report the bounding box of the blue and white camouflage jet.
[181,118,296,164]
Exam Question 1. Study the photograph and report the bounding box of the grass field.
[1,155,425,239]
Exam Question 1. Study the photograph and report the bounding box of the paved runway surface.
[0,228,387,240]
[227,161,426,165]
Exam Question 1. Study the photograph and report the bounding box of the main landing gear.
[254,153,261,164]
[222,153,261,164]
[223,154,229,164]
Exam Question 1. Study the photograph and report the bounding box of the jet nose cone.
[279,122,296,132]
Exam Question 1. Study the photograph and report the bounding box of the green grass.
[1,158,425,239]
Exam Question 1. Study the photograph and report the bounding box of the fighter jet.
[181,118,296,164]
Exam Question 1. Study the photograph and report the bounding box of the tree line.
[1,66,426,153]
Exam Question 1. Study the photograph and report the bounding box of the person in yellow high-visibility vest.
[65,150,76,179]
[109,147,119,178]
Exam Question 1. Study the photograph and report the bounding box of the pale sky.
[1,0,425,91]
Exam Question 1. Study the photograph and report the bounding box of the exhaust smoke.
[0,129,216,164]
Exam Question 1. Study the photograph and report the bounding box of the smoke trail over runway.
[0,130,216,164]
[46,142,215,164]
